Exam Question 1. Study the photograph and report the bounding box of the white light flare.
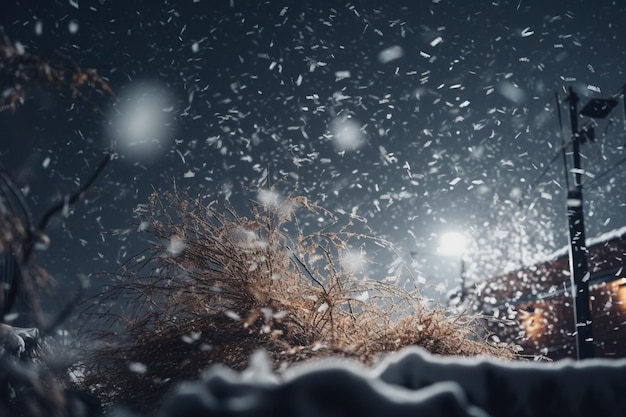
[437,232,466,257]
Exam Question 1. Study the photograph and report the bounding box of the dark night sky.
[2,0,626,309]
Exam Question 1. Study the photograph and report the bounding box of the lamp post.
[563,84,622,360]
[437,232,467,302]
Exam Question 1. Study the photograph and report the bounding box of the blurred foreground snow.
[113,346,626,417]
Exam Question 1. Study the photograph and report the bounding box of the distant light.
[437,232,466,257]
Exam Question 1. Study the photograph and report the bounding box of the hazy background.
[1,0,625,313]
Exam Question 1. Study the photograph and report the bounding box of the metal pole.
[568,88,583,189]
[566,87,594,359]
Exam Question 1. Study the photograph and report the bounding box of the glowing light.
[437,232,466,257]
[520,305,544,338]
[615,282,626,312]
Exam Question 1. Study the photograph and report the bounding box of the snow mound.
[142,347,626,417]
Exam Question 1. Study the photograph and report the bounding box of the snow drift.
[125,346,626,417]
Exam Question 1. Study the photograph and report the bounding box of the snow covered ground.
[115,347,626,417]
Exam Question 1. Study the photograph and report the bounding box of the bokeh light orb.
[109,82,174,161]
[330,117,365,151]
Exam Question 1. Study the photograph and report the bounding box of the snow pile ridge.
[146,346,626,417]
[158,350,483,417]
[378,346,626,417]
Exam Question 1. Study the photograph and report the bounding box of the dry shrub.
[0,29,114,112]
[77,185,519,412]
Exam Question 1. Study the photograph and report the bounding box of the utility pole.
[563,84,624,359]
[565,87,594,359]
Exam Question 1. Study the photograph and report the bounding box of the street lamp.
[562,83,624,360]
[437,232,467,302]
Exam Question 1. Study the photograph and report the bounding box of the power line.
[583,155,626,187]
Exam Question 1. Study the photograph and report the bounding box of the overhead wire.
[531,92,573,188]
[583,155,626,187]
[582,89,626,188]
[533,88,626,191]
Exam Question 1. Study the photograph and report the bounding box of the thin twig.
[35,153,111,242]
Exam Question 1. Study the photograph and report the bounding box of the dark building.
[472,227,626,360]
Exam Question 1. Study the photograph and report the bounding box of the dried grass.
[77,186,520,412]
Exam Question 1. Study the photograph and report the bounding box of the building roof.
[471,226,626,310]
